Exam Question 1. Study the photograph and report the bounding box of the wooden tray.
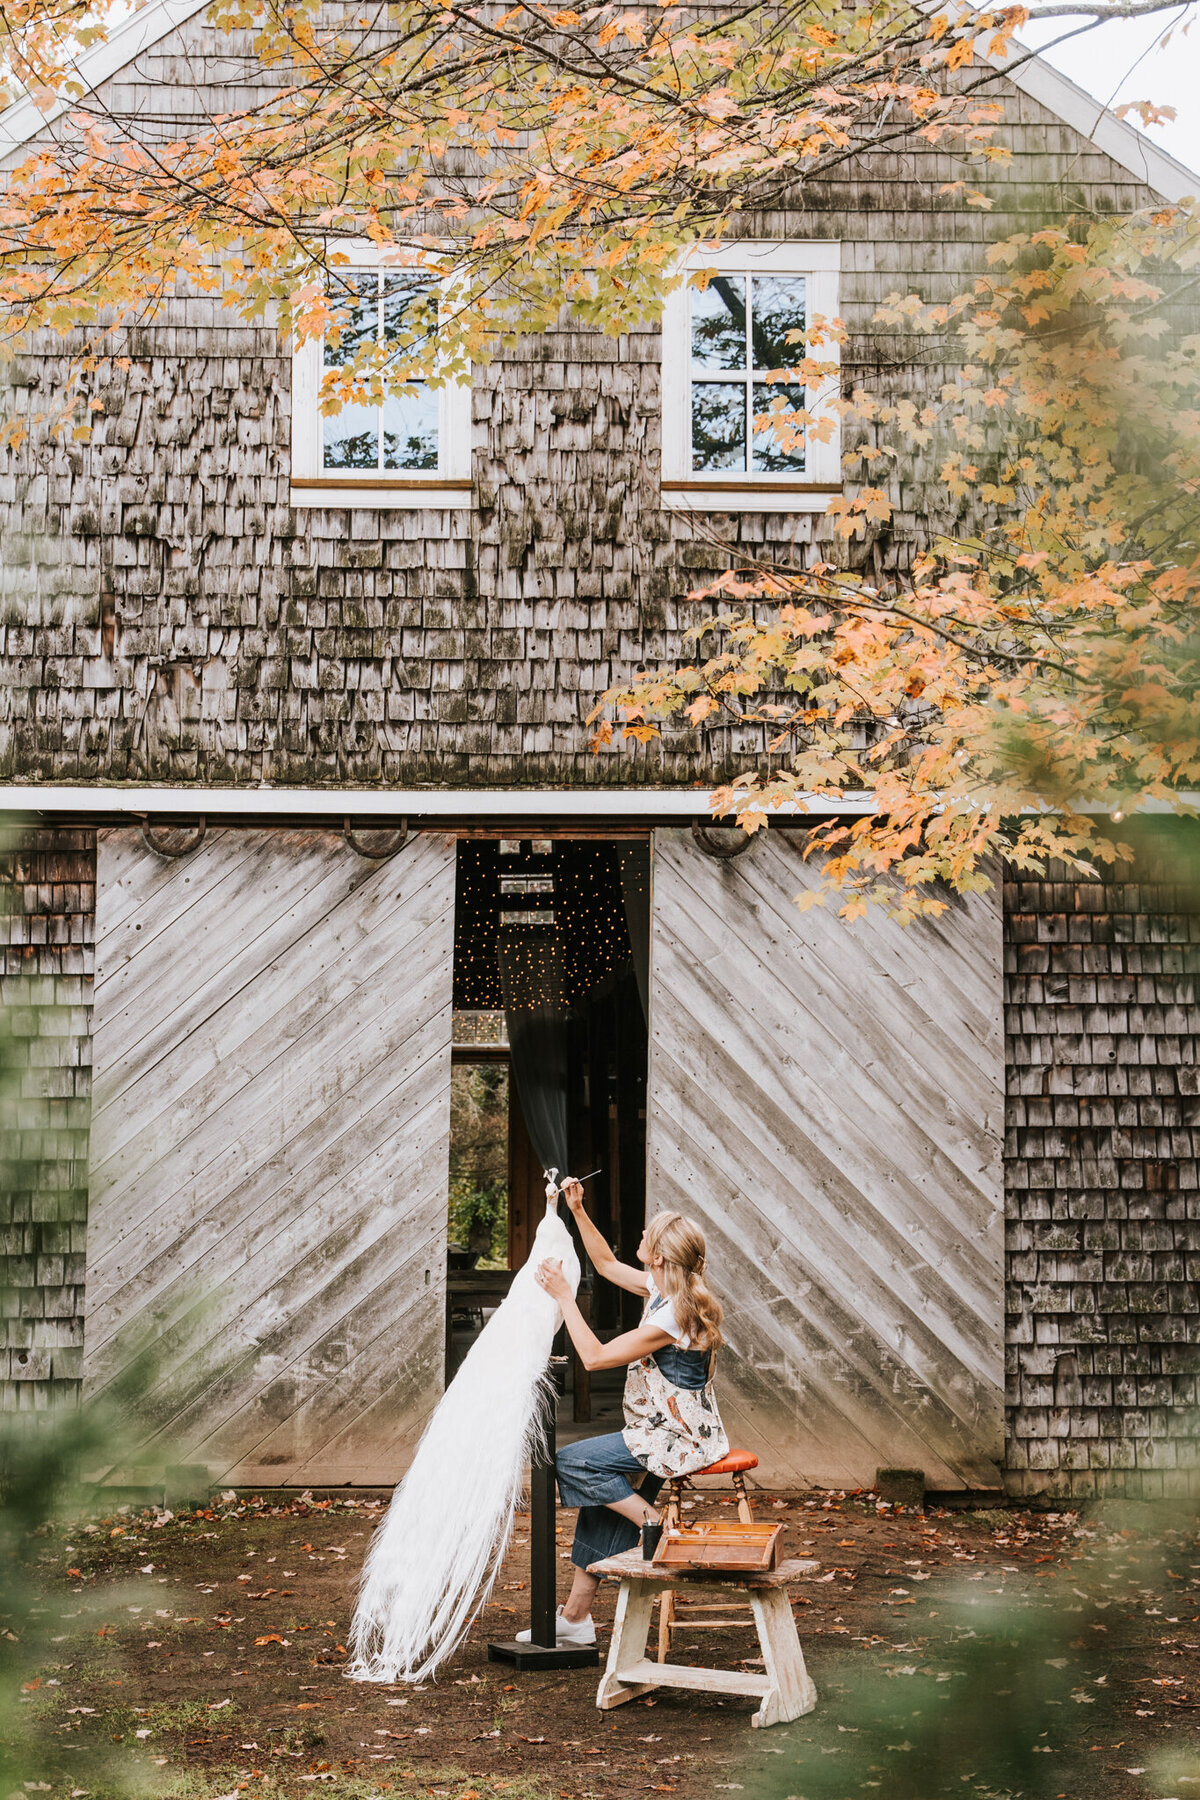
[652,1522,785,1572]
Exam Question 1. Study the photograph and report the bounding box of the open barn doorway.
[448,836,650,1421]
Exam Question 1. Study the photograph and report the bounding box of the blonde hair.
[644,1211,724,1354]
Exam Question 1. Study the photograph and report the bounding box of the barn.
[0,1,1198,1502]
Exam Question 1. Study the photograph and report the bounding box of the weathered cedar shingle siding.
[0,828,95,1411]
[0,34,1161,785]
[1004,826,1200,1499]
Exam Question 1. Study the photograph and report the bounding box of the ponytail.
[644,1211,724,1353]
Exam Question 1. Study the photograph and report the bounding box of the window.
[291,249,471,508]
[660,241,841,511]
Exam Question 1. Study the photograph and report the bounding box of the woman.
[526,1178,728,1647]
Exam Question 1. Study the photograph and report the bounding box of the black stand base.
[487,1639,600,1670]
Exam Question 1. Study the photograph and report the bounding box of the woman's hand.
[561,1177,584,1214]
[535,1258,572,1303]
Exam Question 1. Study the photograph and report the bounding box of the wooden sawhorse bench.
[587,1550,819,1729]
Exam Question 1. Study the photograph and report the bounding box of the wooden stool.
[660,1448,759,1529]
[587,1548,819,1729]
[657,1449,758,1661]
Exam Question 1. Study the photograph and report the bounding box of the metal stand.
[488,1352,600,1671]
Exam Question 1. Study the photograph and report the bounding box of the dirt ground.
[16,1485,1200,1800]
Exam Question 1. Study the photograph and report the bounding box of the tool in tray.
[652,1519,784,1572]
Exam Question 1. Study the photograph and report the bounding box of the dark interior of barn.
[447,836,651,1422]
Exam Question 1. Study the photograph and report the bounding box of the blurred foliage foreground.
[0,1391,156,1800]
[745,1504,1200,1800]
[3,1389,1199,1800]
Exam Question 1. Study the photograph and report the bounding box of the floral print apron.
[621,1287,729,1479]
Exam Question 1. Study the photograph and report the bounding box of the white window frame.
[661,240,841,512]
[290,242,472,510]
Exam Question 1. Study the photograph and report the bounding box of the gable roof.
[0,0,211,165]
[1,0,1196,200]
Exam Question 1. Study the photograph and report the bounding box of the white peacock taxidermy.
[346,1172,579,1683]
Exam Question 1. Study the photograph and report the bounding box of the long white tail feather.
[345,1204,580,1684]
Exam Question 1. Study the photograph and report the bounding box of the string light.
[453,841,648,1012]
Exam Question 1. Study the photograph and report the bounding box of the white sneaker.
[515,1605,596,1647]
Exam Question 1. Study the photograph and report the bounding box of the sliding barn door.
[647,829,1004,1490]
[84,828,456,1487]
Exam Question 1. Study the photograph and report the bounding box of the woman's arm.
[560,1178,647,1296]
[536,1258,672,1372]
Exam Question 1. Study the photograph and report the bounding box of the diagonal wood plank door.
[84,827,456,1486]
[647,829,1004,1490]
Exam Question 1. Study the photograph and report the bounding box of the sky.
[1022,4,1200,181]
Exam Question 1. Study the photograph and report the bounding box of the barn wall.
[646,828,1005,1492]
[0,827,94,1412]
[0,12,1166,789]
[1004,823,1200,1499]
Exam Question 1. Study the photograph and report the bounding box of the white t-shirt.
[644,1273,690,1348]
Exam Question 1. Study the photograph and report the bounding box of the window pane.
[750,275,806,371]
[691,275,746,370]
[324,271,378,369]
[323,401,380,470]
[383,272,437,346]
[383,384,438,470]
[752,382,806,473]
[692,381,746,471]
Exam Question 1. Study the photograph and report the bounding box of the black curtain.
[619,842,650,1020]
[498,931,569,1176]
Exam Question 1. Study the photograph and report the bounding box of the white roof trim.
[0,783,877,822]
[0,0,1196,197]
[0,783,1194,825]
[0,0,213,164]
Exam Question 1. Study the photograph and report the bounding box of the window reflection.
[692,382,746,471]
[689,270,808,476]
[750,276,806,370]
[324,400,380,469]
[383,273,437,345]
[324,273,377,369]
[752,382,807,473]
[322,268,441,475]
[383,386,438,471]
[691,275,746,370]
